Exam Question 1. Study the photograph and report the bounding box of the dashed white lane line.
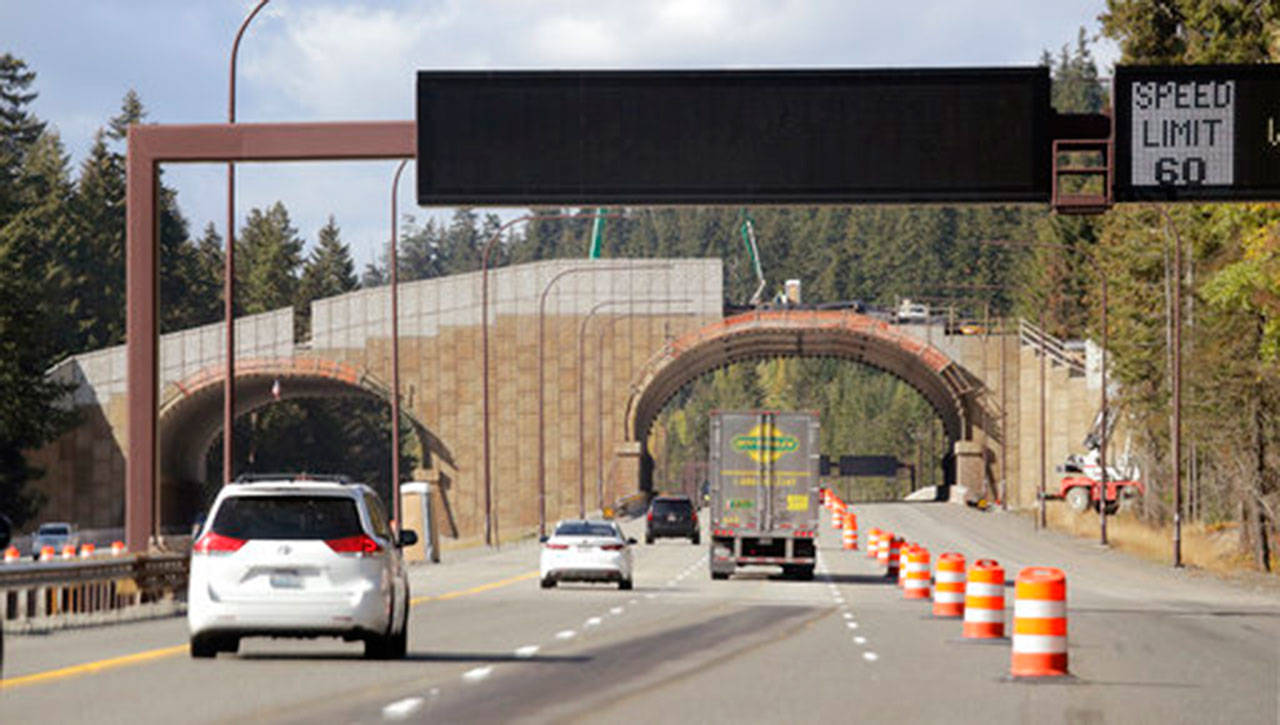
[555,630,576,640]
[514,645,540,659]
[628,599,638,605]
[610,606,624,615]
[845,621,859,630]
[462,666,494,683]
[842,612,854,619]
[382,697,424,720]
[585,616,603,627]
[854,636,867,645]
[645,593,657,599]
[862,652,879,662]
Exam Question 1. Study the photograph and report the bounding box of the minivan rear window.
[211,496,363,540]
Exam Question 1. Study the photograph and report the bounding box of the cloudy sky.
[3,1,1117,268]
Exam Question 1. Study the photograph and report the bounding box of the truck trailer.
[708,410,821,580]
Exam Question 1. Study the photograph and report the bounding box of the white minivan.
[187,475,416,659]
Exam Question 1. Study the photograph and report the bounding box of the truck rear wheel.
[1065,486,1091,513]
[711,571,730,580]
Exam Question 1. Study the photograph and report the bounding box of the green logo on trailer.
[731,423,799,464]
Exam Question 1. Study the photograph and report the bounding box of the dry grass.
[1043,503,1265,576]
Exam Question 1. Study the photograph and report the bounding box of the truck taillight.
[647,511,653,522]
[325,534,382,556]
[193,532,245,556]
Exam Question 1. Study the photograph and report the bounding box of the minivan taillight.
[193,532,246,556]
[600,543,625,551]
[647,511,653,522]
[325,534,382,556]
[545,543,569,550]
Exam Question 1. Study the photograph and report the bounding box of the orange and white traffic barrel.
[866,528,881,559]
[884,536,902,579]
[933,552,966,617]
[898,543,913,588]
[60,543,76,560]
[964,558,1005,638]
[111,540,126,556]
[1011,567,1068,677]
[3,546,19,563]
[876,531,893,567]
[39,545,55,562]
[904,546,931,599]
[830,498,845,529]
[79,543,96,558]
[842,512,858,550]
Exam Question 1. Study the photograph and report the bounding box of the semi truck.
[708,410,821,581]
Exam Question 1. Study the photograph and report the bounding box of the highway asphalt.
[2,502,1277,723]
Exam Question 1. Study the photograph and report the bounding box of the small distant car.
[645,495,699,545]
[187,474,416,659]
[540,519,635,590]
[31,522,78,559]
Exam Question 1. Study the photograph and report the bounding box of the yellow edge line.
[1,569,540,691]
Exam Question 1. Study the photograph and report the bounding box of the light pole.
[1157,207,1184,568]
[960,239,1110,543]
[478,211,629,544]
[388,159,408,525]
[224,0,270,486]
[577,299,692,516]
[537,263,673,535]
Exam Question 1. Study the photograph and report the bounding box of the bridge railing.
[1018,319,1086,376]
[0,554,188,632]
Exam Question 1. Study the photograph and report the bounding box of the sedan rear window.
[211,496,363,540]
[38,524,71,536]
[553,522,618,538]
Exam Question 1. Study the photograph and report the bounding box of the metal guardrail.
[1,553,189,632]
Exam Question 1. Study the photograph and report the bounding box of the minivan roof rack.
[232,473,355,485]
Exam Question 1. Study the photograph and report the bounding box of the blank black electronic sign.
[1115,64,1280,202]
[416,68,1049,205]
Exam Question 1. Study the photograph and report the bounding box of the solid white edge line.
[514,645,539,658]
[382,697,425,720]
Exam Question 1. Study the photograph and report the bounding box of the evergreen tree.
[0,129,76,525]
[0,53,45,227]
[236,201,303,316]
[298,215,357,338]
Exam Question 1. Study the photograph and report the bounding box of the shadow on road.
[236,650,592,664]
[821,573,897,586]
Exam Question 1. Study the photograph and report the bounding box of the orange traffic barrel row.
[39,545,55,561]
[964,558,1005,639]
[79,543,96,558]
[830,499,845,529]
[897,543,911,587]
[903,546,930,599]
[111,540,126,556]
[61,544,76,560]
[3,546,19,563]
[1011,567,1069,677]
[933,552,966,617]
[876,530,892,567]
[842,512,858,550]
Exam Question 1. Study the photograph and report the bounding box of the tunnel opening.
[642,357,951,506]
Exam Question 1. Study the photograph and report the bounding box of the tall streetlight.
[388,159,408,524]
[537,263,673,535]
[577,298,691,516]
[960,239,1110,545]
[478,212,629,544]
[224,0,270,485]
[1157,207,1184,568]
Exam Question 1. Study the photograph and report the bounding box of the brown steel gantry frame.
[125,120,413,552]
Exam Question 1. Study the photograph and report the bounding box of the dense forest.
[1,1,1277,569]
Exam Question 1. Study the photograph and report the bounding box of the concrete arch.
[157,357,449,528]
[623,310,994,492]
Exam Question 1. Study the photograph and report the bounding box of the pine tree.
[298,215,357,338]
[236,201,304,316]
[0,53,45,228]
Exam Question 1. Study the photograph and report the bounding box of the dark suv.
[645,495,699,545]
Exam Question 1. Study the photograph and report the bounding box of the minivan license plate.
[270,570,302,589]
